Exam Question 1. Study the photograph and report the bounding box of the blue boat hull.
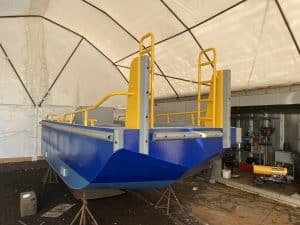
[41,121,237,189]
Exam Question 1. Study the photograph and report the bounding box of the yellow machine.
[253,165,288,185]
[253,165,288,176]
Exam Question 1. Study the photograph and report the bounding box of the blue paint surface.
[41,121,238,189]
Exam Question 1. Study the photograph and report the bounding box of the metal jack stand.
[70,192,99,225]
[155,186,183,215]
[42,166,59,184]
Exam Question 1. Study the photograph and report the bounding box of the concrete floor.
[166,178,300,225]
[216,170,300,208]
[231,170,300,195]
[0,161,299,225]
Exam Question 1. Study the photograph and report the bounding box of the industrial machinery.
[253,165,287,185]
[259,119,274,165]
[41,33,240,190]
[275,150,295,181]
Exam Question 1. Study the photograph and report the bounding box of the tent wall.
[0,17,128,161]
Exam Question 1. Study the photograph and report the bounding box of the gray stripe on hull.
[41,121,114,141]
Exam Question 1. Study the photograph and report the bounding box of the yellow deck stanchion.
[63,91,133,126]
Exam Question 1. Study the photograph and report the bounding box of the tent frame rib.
[0,15,129,86]
[81,37,128,83]
[114,0,248,64]
[117,65,197,84]
[42,16,129,83]
[38,37,84,107]
[0,43,36,106]
[274,0,300,55]
[82,0,179,98]
[160,0,212,67]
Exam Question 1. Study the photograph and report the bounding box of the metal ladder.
[197,48,217,128]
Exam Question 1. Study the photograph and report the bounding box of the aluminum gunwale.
[41,121,114,141]
[152,130,223,141]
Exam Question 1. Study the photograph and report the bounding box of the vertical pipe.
[279,113,285,150]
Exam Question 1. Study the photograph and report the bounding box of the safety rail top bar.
[45,114,64,122]
[198,48,217,128]
[139,33,155,128]
[63,92,133,126]
[155,110,206,126]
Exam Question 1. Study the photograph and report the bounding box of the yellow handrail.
[156,111,206,126]
[63,91,133,126]
[45,114,64,122]
[198,48,217,127]
[139,33,155,128]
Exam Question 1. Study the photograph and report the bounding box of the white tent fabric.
[0,0,299,159]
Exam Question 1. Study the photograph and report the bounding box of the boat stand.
[155,186,183,215]
[42,166,58,184]
[70,192,99,225]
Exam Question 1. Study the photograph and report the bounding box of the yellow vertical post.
[125,57,141,129]
[84,111,88,126]
[215,70,224,128]
[191,114,195,126]
[69,114,74,124]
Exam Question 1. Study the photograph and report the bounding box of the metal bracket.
[222,70,231,148]
[139,55,150,154]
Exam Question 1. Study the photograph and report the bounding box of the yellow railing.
[44,114,64,122]
[63,92,133,126]
[156,111,206,126]
[154,48,217,128]
[139,33,155,128]
[197,48,217,127]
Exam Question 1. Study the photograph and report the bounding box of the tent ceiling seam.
[274,0,300,55]
[0,15,129,85]
[81,0,179,97]
[114,0,248,64]
[0,43,36,106]
[38,37,84,107]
